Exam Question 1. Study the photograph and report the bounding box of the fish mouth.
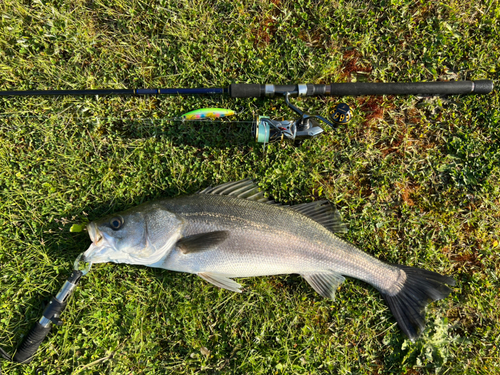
[83,222,105,262]
[88,222,103,245]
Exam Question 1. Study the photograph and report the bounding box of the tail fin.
[381,265,456,341]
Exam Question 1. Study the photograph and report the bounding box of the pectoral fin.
[198,272,242,293]
[302,271,345,300]
[176,231,229,254]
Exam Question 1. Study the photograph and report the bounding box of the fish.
[83,179,455,341]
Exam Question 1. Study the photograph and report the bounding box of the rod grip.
[229,84,263,98]
[329,80,493,96]
[473,80,495,94]
[13,323,51,363]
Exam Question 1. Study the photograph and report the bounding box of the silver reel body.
[253,91,338,144]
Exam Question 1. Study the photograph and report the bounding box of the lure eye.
[109,216,124,230]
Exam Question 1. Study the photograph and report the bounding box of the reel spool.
[253,116,295,143]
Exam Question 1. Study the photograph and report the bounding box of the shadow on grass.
[92,117,256,149]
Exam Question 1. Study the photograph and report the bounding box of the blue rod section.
[158,88,224,95]
[135,89,159,94]
[0,88,225,97]
[0,89,135,96]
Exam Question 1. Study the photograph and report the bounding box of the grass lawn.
[0,0,499,373]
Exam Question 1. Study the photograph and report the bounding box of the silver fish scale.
[158,194,400,292]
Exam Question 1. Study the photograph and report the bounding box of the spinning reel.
[252,92,352,144]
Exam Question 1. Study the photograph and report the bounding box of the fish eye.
[109,216,124,230]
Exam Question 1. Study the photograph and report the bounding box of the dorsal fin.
[199,179,275,204]
[289,200,347,233]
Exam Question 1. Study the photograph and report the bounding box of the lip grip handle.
[11,272,81,363]
[13,323,52,363]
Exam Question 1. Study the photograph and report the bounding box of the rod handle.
[13,323,51,363]
[329,80,493,96]
[228,80,493,98]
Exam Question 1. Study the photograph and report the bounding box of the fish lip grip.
[74,253,92,275]
[11,254,91,363]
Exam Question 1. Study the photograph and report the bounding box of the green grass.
[1,0,499,373]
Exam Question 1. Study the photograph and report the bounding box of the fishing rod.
[0,80,494,145]
[0,80,494,97]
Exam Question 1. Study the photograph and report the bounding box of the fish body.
[152,194,397,291]
[84,180,455,340]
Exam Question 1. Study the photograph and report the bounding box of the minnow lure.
[181,108,235,121]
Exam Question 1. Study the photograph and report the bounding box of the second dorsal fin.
[289,200,347,233]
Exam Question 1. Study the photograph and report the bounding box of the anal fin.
[302,271,345,300]
[198,272,242,293]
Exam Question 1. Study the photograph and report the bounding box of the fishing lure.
[181,108,235,121]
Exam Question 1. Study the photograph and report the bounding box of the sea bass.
[83,179,455,340]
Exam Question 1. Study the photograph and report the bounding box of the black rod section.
[329,80,494,96]
[228,80,493,97]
